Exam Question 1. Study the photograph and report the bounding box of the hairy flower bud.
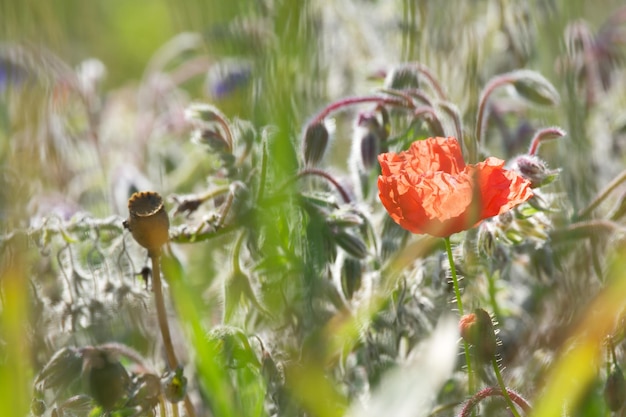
[510,155,559,188]
[511,70,560,106]
[302,122,330,166]
[459,308,498,363]
[333,230,368,259]
[341,256,363,299]
[355,112,388,171]
[124,191,170,255]
[83,348,130,411]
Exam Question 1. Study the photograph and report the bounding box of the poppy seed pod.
[124,191,170,255]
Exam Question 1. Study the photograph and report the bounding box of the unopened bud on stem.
[302,122,330,166]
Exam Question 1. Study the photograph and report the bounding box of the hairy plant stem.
[296,168,352,203]
[527,126,566,156]
[150,252,196,417]
[311,95,409,124]
[458,386,531,417]
[492,357,522,417]
[474,74,512,163]
[443,237,474,398]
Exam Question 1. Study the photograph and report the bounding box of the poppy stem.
[443,237,474,397]
[474,74,513,163]
[492,357,523,417]
[310,95,409,125]
[458,386,531,417]
[150,253,196,417]
[527,126,566,156]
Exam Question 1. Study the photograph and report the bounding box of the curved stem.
[458,386,531,417]
[492,357,522,417]
[413,105,445,137]
[444,237,474,396]
[311,95,409,124]
[150,252,196,417]
[527,127,566,156]
[474,74,512,163]
[438,101,464,147]
[296,168,352,203]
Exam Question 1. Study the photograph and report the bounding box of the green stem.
[487,272,502,323]
[443,237,474,396]
[150,253,196,417]
[492,357,522,417]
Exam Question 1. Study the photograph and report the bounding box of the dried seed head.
[125,191,170,255]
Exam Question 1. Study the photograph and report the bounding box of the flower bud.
[459,308,498,363]
[124,191,170,255]
[605,366,626,411]
[341,256,363,299]
[510,155,559,188]
[333,230,368,259]
[302,122,330,166]
[355,112,387,171]
[511,70,560,106]
[83,348,130,411]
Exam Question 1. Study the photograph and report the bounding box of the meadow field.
[1,1,626,416]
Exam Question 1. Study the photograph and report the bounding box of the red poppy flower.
[377,137,533,237]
